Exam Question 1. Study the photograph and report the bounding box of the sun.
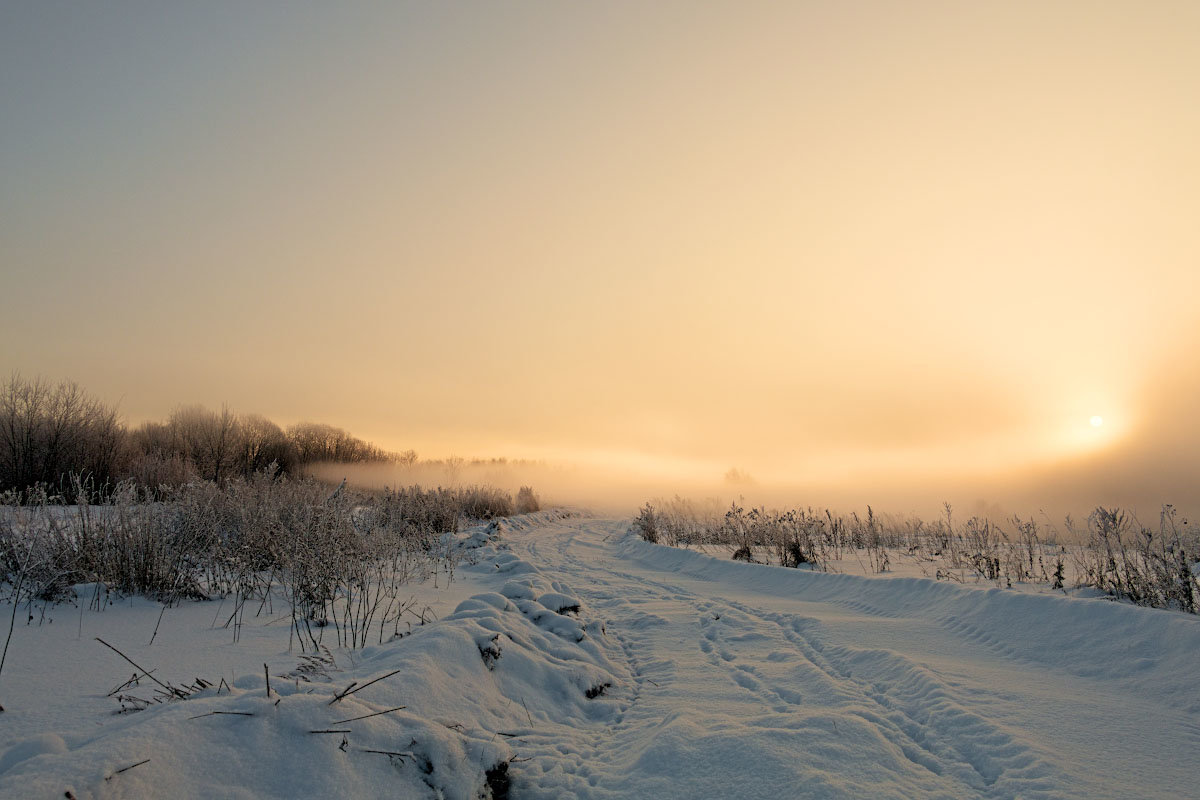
[1090,415,1104,427]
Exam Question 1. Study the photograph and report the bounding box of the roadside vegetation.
[0,373,548,665]
[0,470,533,668]
[635,497,1199,613]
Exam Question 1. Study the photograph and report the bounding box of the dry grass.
[635,498,1200,613]
[1,472,535,652]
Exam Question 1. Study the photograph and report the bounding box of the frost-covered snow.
[2,512,1198,798]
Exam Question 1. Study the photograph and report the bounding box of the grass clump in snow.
[478,634,503,670]
[484,761,511,800]
[584,682,612,699]
[1073,506,1198,613]
[515,486,540,514]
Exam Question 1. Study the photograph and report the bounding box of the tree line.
[0,374,412,496]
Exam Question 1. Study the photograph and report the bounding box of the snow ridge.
[0,512,624,799]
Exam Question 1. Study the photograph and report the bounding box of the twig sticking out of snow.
[107,670,156,697]
[359,747,435,777]
[332,705,407,725]
[105,759,150,780]
[520,696,534,726]
[95,637,186,699]
[187,711,255,720]
[328,681,358,704]
[361,748,419,761]
[328,669,401,704]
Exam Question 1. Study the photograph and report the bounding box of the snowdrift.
[0,516,626,799]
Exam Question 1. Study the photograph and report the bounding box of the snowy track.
[503,517,1200,799]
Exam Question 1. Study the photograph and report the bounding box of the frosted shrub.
[515,486,540,514]
[634,503,658,543]
[0,487,78,601]
[455,486,514,520]
[1073,506,1199,612]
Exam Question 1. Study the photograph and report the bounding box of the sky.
[2,1,1198,518]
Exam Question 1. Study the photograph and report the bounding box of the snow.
[2,511,1198,798]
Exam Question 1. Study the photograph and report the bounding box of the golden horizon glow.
[3,1,1199,516]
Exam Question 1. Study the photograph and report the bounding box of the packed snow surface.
[2,512,1198,798]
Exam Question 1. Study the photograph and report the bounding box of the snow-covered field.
[2,512,1198,799]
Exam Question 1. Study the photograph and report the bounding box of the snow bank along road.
[2,513,1197,799]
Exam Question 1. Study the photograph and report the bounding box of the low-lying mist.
[308,459,712,515]
[309,449,1200,529]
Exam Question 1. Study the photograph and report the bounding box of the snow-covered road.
[501,516,1200,799]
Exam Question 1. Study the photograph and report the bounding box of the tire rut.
[517,522,1065,799]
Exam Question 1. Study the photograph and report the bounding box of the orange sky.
[3,2,1198,517]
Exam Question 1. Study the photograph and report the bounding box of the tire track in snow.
[692,595,1059,797]
[513,520,1065,799]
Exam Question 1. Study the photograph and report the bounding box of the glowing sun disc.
[1090,415,1104,427]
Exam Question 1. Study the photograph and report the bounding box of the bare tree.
[166,405,240,484]
[0,374,127,494]
[236,414,297,477]
[287,422,394,467]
